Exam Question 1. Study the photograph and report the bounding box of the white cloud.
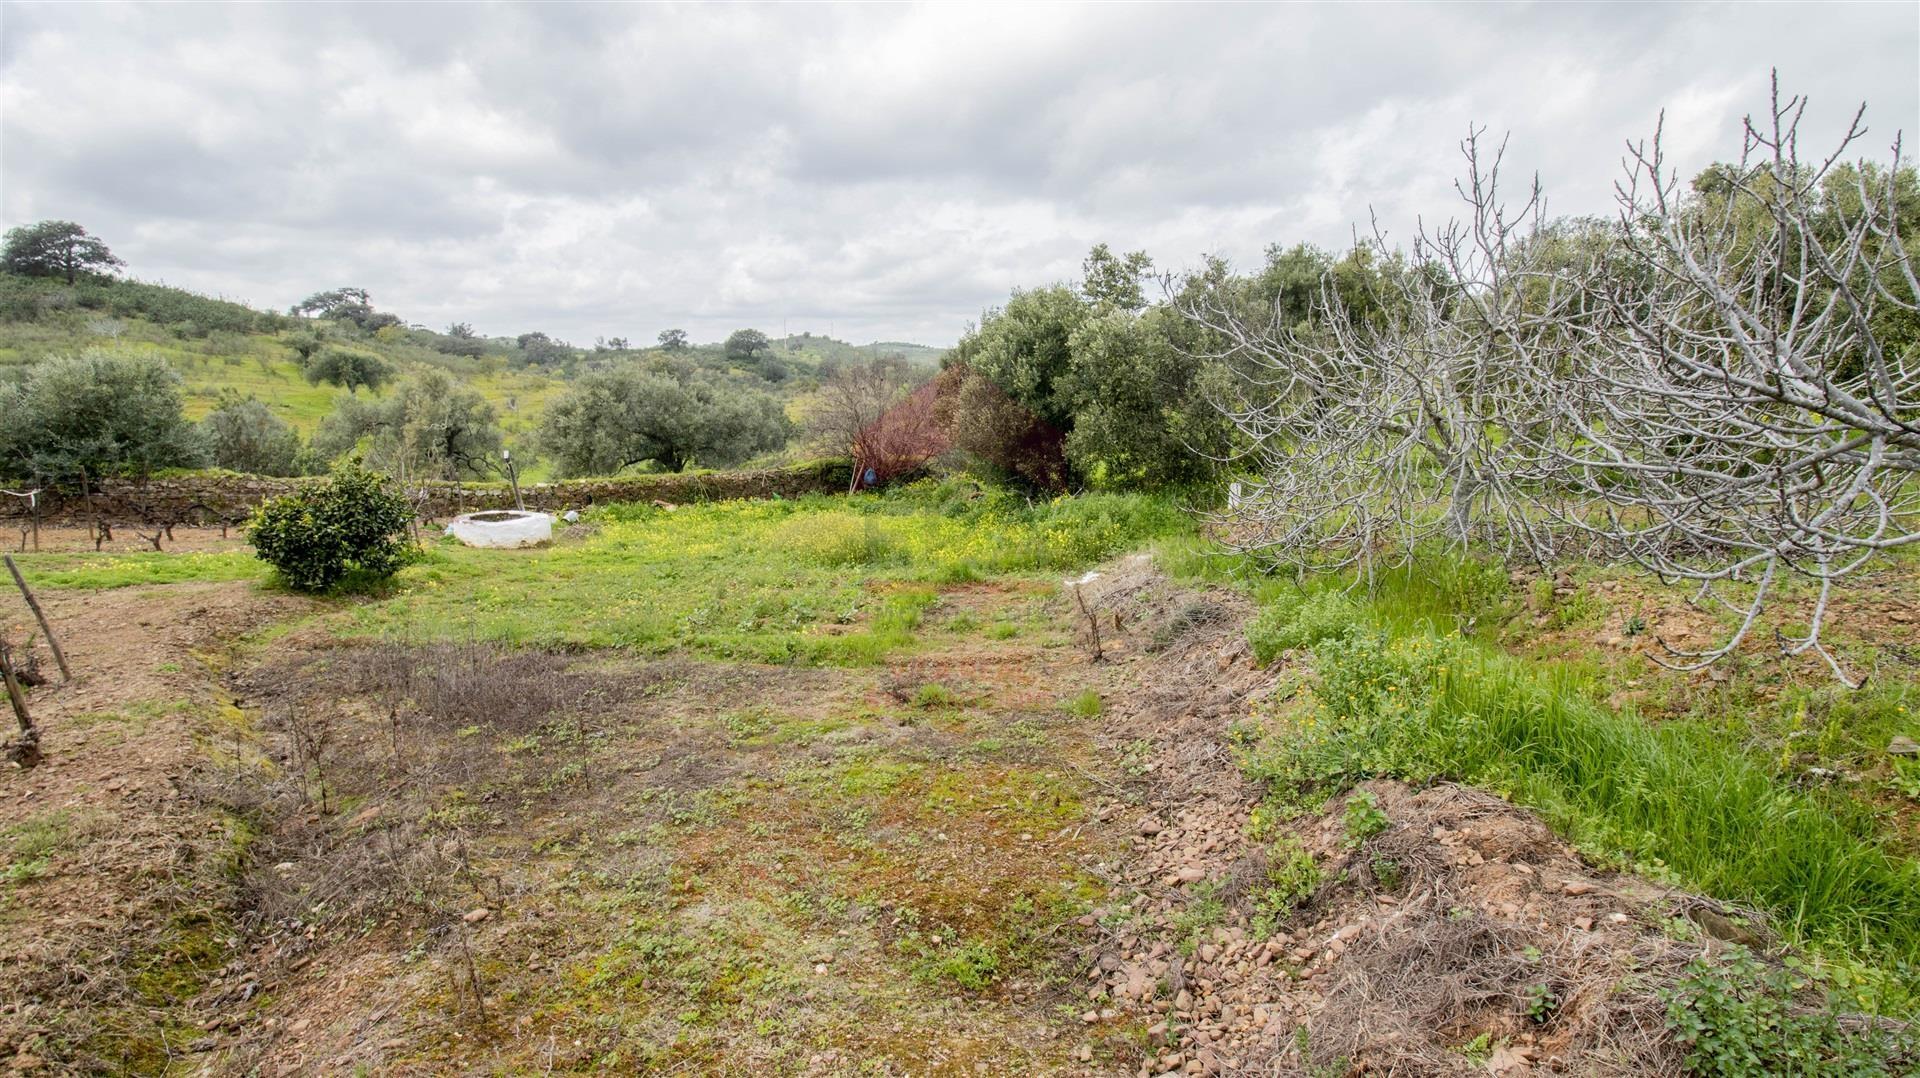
[1,1,1914,346]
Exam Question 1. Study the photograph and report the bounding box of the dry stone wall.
[4,460,853,525]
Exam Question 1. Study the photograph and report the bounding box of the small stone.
[1562,881,1597,896]
[1175,867,1206,884]
[814,963,829,975]
[1139,818,1165,836]
[462,907,491,924]
[1888,735,1919,757]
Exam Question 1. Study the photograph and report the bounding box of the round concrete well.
[445,509,555,548]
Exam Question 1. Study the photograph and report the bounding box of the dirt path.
[1,580,315,1073]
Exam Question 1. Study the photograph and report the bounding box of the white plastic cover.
[444,510,555,548]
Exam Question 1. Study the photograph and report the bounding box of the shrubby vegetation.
[931,241,1411,492]
[0,270,280,336]
[247,463,415,591]
[537,360,789,475]
[200,392,304,476]
[0,350,206,483]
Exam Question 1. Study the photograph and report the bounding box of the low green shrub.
[247,463,415,591]
[1246,590,1362,664]
[1664,945,1911,1075]
[1252,836,1321,936]
[1341,790,1389,848]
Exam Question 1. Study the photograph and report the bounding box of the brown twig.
[1,638,41,768]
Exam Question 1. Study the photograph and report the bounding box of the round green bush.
[247,463,416,591]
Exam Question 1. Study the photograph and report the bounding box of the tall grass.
[1216,549,1920,988]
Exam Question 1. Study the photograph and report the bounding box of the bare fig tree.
[1181,130,1580,579]
[1189,78,1917,683]
[1540,78,1919,682]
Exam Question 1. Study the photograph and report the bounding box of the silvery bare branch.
[1187,77,1916,683]
[1538,76,1918,683]
[1182,129,1583,579]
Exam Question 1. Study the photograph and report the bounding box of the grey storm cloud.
[2,1,1916,346]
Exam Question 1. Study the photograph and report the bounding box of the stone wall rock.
[4,460,854,525]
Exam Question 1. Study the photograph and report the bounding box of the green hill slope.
[0,275,946,473]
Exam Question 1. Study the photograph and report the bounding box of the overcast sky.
[2,3,1916,347]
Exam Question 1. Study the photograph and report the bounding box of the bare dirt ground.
[0,580,316,1073]
[0,559,1767,1075]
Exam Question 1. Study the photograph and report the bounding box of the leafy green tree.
[724,328,771,364]
[949,284,1087,432]
[538,362,790,476]
[515,331,573,367]
[657,328,689,351]
[310,369,503,480]
[247,462,415,592]
[1060,306,1232,488]
[291,287,401,332]
[1082,243,1154,312]
[0,350,206,483]
[201,392,303,476]
[943,244,1257,490]
[1,221,125,284]
[302,346,391,394]
[943,284,1086,484]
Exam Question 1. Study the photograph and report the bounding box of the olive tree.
[539,363,790,476]
[302,346,392,395]
[0,350,206,483]
[311,369,504,481]
[201,393,304,476]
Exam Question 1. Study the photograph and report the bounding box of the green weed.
[1663,945,1911,1075]
[1066,690,1103,718]
[1341,790,1389,849]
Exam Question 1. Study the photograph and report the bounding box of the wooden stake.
[0,640,39,768]
[5,555,70,681]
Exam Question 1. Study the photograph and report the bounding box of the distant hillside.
[774,332,946,368]
[0,274,946,479]
[0,274,566,458]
